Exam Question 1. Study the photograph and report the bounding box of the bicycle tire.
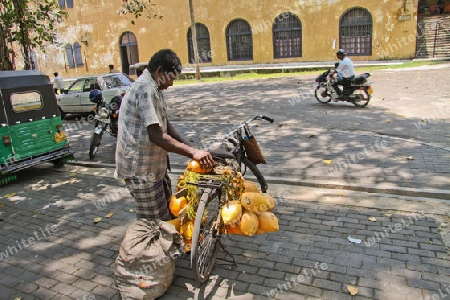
[241,156,268,193]
[191,188,221,284]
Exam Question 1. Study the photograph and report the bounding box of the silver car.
[56,73,133,116]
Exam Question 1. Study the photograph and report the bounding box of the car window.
[83,78,97,92]
[67,80,84,94]
[98,74,134,90]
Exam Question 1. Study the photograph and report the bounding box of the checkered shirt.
[115,69,168,181]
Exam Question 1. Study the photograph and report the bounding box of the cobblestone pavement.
[0,166,449,299]
[1,64,449,299]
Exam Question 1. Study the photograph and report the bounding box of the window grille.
[226,19,253,61]
[73,42,83,67]
[187,23,212,64]
[340,8,372,56]
[273,13,302,58]
[58,0,73,8]
[65,44,74,69]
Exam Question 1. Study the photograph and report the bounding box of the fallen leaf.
[407,156,414,160]
[34,211,40,214]
[308,134,315,138]
[4,193,16,198]
[386,120,391,123]
[0,202,4,207]
[347,285,359,295]
[381,97,385,101]
[93,217,102,224]
[105,212,114,218]
[129,209,134,213]
[323,160,333,165]
[384,213,392,217]
[69,172,77,177]
[368,217,377,222]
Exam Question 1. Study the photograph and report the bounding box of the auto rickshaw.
[0,70,73,185]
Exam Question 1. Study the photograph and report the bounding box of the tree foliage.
[0,0,67,71]
[118,0,163,25]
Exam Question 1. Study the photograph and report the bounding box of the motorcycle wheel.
[89,132,103,160]
[314,84,331,103]
[352,89,371,107]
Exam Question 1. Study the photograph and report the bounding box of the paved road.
[66,64,450,192]
[0,63,449,300]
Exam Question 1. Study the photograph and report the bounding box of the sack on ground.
[114,219,184,300]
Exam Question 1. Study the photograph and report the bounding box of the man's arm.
[167,121,187,144]
[147,124,214,167]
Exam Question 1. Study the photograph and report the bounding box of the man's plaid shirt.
[115,69,168,182]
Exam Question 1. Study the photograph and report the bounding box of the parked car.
[128,62,147,80]
[0,70,74,185]
[56,73,133,116]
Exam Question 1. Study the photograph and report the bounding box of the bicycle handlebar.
[224,115,274,139]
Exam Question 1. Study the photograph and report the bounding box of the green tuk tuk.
[0,70,73,185]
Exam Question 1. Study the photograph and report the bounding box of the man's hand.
[192,149,214,169]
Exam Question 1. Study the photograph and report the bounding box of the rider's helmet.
[89,89,103,103]
[336,49,346,55]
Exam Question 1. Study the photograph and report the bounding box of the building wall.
[38,0,419,77]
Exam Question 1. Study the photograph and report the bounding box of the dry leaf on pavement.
[105,212,114,218]
[93,217,102,224]
[347,286,359,295]
[4,193,16,198]
[323,160,333,164]
[368,217,377,222]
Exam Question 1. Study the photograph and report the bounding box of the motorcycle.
[314,69,373,107]
[88,89,122,159]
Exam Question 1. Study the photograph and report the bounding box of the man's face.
[154,67,178,90]
[336,53,344,60]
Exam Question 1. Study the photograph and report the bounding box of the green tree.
[118,0,162,25]
[0,0,67,71]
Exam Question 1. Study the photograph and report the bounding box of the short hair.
[147,49,182,75]
[54,72,58,76]
[109,64,114,69]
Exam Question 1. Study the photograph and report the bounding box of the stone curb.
[67,160,450,200]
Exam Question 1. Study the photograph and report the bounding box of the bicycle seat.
[209,149,235,159]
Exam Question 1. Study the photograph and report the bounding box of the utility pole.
[188,0,200,81]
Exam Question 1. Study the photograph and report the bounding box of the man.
[115,49,214,221]
[52,72,64,94]
[109,64,120,73]
[331,49,355,101]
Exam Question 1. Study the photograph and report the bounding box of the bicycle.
[177,115,274,284]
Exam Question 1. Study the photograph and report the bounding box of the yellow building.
[38,0,419,77]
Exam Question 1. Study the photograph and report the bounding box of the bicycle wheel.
[191,188,221,284]
[241,156,268,193]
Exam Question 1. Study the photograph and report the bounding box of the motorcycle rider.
[331,49,355,101]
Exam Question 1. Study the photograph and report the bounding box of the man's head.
[109,64,114,70]
[336,49,346,60]
[147,49,182,90]
[54,72,58,77]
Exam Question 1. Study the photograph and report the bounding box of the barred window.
[340,8,372,56]
[187,23,212,64]
[73,42,83,67]
[58,0,73,9]
[65,44,74,69]
[273,13,302,58]
[226,19,253,61]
